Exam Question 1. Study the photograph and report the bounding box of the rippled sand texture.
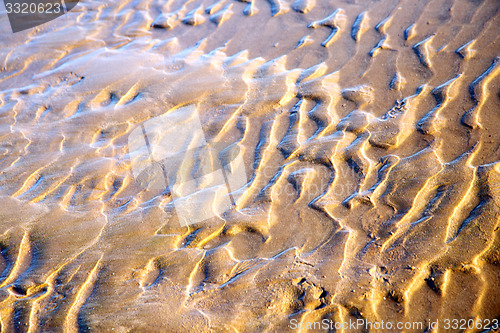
[1,0,500,331]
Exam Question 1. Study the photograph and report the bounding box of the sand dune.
[0,0,499,331]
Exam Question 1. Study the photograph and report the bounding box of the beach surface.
[0,0,499,331]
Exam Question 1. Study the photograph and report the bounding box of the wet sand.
[0,0,499,332]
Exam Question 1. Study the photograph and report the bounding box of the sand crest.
[0,0,499,331]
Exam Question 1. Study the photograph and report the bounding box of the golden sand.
[0,0,499,331]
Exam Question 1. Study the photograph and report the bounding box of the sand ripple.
[0,0,499,331]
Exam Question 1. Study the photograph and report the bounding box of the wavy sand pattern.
[0,0,499,331]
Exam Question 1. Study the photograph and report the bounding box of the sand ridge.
[0,0,499,331]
